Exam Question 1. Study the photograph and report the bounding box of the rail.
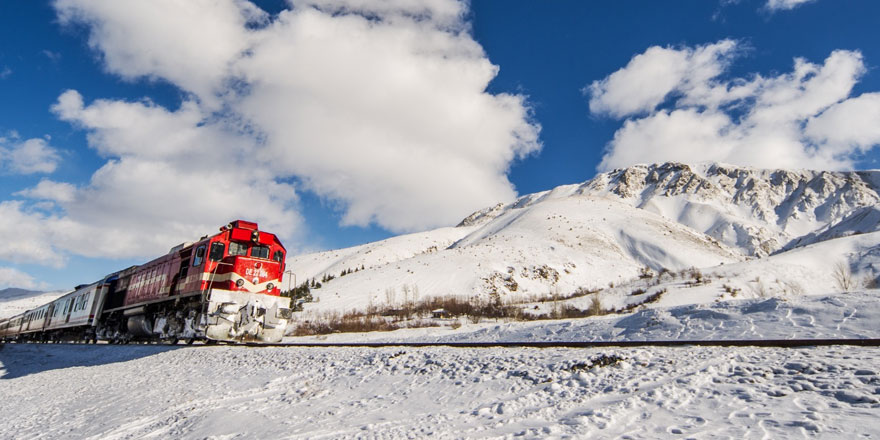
[7,338,880,348]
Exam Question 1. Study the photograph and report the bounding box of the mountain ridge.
[463,162,880,256]
[288,162,880,315]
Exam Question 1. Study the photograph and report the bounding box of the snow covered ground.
[3,291,880,439]
[284,292,880,344]
[2,343,878,439]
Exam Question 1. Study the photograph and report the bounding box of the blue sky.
[1,0,879,290]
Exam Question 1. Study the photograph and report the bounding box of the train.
[0,220,293,344]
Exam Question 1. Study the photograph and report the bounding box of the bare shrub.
[630,288,646,296]
[688,267,704,283]
[863,275,879,290]
[291,283,674,336]
[722,284,741,297]
[384,287,396,306]
[292,312,401,336]
[833,261,854,292]
[750,278,768,298]
[780,280,804,296]
[617,288,666,313]
[588,294,603,316]
[657,268,672,281]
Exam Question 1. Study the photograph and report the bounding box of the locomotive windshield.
[209,242,225,261]
[229,241,248,256]
[250,245,270,259]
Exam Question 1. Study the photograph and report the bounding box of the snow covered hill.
[289,162,880,317]
[293,196,743,314]
[479,162,880,257]
[0,288,66,319]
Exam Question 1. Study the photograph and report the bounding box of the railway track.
[6,338,880,348]
[253,339,880,349]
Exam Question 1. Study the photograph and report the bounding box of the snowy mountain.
[0,288,67,319]
[288,162,880,316]
[0,287,42,299]
[581,162,880,256]
[468,162,880,257]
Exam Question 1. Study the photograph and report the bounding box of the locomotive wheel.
[164,337,179,345]
[185,338,195,345]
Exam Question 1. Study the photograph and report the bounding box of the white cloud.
[0,135,62,174]
[1,87,305,266]
[805,93,880,154]
[588,40,738,118]
[55,0,267,108]
[14,179,77,203]
[42,50,62,63]
[291,0,467,28]
[590,42,880,172]
[40,0,539,257]
[44,90,302,259]
[0,201,67,267]
[0,266,43,290]
[234,2,540,231]
[765,0,816,12]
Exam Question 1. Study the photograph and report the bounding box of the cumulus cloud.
[55,0,266,107]
[4,0,538,268]
[590,41,880,171]
[0,135,62,174]
[234,1,539,230]
[765,0,816,12]
[45,90,300,260]
[804,93,880,153]
[588,40,739,118]
[0,266,43,290]
[0,201,67,267]
[15,179,77,203]
[52,0,538,230]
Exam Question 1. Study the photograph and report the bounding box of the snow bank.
[2,343,878,438]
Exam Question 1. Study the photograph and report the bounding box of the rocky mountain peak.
[457,162,880,257]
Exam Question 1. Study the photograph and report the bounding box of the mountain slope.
[579,162,880,256]
[289,162,880,315]
[296,196,742,314]
[0,288,67,319]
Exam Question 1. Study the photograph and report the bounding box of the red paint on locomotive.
[119,220,286,308]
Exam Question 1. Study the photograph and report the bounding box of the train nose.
[205,290,290,343]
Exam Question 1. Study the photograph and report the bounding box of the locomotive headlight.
[266,283,274,291]
[235,279,244,287]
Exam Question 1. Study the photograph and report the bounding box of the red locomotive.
[0,220,293,344]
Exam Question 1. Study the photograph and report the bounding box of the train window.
[229,241,248,256]
[250,245,269,259]
[273,250,284,262]
[193,245,206,267]
[209,242,225,261]
[179,259,189,279]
